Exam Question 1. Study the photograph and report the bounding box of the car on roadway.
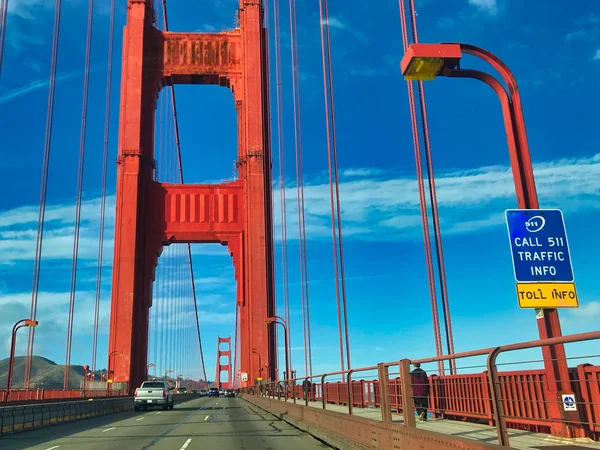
[208,387,219,397]
[224,389,235,398]
[134,381,174,411]
[199,389,208,397]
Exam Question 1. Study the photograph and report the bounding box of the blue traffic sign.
[505,209,574,282]
[564,396,575,407]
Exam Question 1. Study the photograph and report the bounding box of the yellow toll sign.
[516,282,579,309]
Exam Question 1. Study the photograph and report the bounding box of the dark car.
[208,388,219,397]
[224,389,235,398]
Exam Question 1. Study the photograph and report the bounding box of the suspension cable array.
[146,0,208,387]
[24,0,63,389]
[19,0,207,390]
[317,0,352,379]
[92,0,116,375]
[398,0,455,374]
[64,0,95,389]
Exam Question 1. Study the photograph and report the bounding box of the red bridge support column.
[108,0,274,390]
[107,0,161,390]
[215,337,232,390]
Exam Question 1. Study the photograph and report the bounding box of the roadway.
[0,395,332,450]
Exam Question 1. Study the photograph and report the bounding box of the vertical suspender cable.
[24,0,63,389]
[92,0,116,375]
[407,0,455,373]
[0,0,9,75]
[322,0,350,374]
[65,0,95,389]
[162,0,207,384]
[317,0,351,378]
[272,0,292,378]
[288,0,313,379]
[398,0,444,374]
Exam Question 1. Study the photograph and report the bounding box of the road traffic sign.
[516,282,578,308]
[505,209,574,282]
[562,394,577,411]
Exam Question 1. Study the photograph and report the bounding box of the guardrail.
[0,392,201,436]
[241,330,600,447]
[0,396,133,435]
[0,388,129,404]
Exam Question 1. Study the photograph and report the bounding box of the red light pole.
[265,316,290,383]
[401,42,572,438]
[146,363,156,380]
[6,319,39,391]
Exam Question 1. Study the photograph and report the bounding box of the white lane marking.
[102,427,116,432]
[204,415,209,421]
[45,447,60,450]
[136,417,144,421]
[156,412,161,415]
[180,438,192,450]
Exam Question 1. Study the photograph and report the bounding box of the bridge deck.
[0,396,330,450]
[272,397,600,449]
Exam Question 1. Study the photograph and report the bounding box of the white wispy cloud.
[0,67,105,105]
[319,16,368,45]
[468,0,498,15]
[273,153,600,242]
[593,49,600,61]
[1,153,599,269]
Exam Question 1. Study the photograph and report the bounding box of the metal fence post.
[399,359,416,427]
[487,348,509,446]
[377,363,392,422]
[347,370,354,416]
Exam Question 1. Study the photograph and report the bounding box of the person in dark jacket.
[410,363,430,421]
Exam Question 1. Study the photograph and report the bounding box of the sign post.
[505,209,578,309]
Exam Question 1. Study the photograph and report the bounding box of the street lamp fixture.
[400,43,462,80]
[7,319,39,391]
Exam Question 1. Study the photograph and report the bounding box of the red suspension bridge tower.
[215,337,232,390]
[107,0,275,390]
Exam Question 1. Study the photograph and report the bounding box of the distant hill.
[0,356,106,389]
[0,356,211,389]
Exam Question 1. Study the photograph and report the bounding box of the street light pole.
[400,42,572,437]
[146,363,155,381]
[251,348,263,381]
[265,316,290,382]
[7,319,39,391]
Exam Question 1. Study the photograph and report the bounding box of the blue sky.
[1,0,599,384]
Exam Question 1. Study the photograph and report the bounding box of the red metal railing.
[246,330,600,445]
[284,363,600,438]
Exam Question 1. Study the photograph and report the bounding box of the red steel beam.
[107,0,274,390]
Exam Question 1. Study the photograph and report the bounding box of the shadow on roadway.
[0,409,139,450]
[0,407,309,450]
